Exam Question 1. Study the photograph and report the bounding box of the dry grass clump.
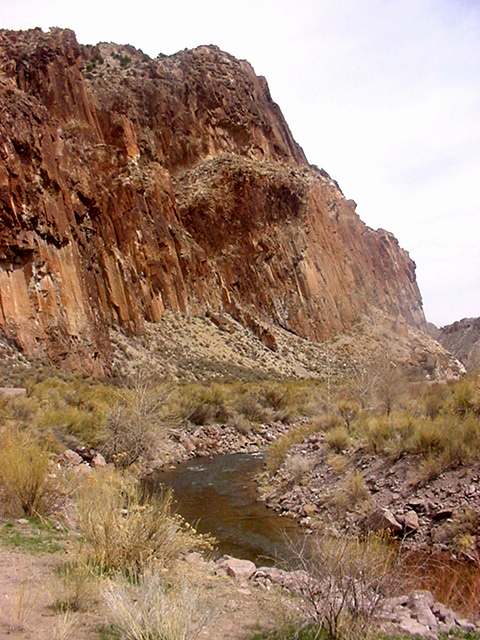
[226,412,255,434]
[76,470,213,578]
[104,569,208,640]
[310,414,342,432]
[326,453,349,474]
[51,611,79,640]
[325,426,350,453]
[265,422,323,474]
[413,454,445,485]
[0,429,54,516]
[284,454,315,482]
[330,471,371,514]
[52,562,99,613]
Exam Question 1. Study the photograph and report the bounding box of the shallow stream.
[150,451,479,616]
[152,452,301,565]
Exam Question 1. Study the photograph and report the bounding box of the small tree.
[374,357,406,416]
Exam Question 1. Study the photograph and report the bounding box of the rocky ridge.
[437,318,480,372]
[0,27,442,375]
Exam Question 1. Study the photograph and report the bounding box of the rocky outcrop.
[0,28,428,373]
[437,318,480,371]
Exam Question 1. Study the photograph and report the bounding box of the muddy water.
[152,452,301,565]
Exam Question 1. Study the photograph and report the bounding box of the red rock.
[0,29,429,373]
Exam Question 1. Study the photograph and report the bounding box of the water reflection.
[150,452,301,565]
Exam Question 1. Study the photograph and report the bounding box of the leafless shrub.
[336,400,360,429]
[101,378,173,467]
[287,533,399,640]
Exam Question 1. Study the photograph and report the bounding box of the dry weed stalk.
[104,569,210,640]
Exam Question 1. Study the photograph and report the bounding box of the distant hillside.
[438,317,480,371]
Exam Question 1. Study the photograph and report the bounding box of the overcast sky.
[1,0,479,326]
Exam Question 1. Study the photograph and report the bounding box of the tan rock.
[364,507,402,533]
[0,387,27,398]
[58,449,83,466]
[91,453,107,468]
[217,555,256,580]
[403,509,420,531]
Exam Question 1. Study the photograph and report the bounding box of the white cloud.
[1,0,478,325]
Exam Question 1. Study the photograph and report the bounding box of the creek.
[151,451,479,616]
[152,452,301,565]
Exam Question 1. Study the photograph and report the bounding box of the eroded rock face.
[437,318,480,371]
[0,28,426,373]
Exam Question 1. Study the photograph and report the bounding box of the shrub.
[284,454,315,482]
[104,570,208,640]
[176,385,231,426]
[421,383,449,419]
[101,382,172,467]
[336,400,360,429]
[265,422,323,474]
[234,392,271,423]
[450,381,477,417]
[361,416,394,454]
[0,430,53,516]
[287,533,399,640]
[325,426,350,453]
[76,470,213,578]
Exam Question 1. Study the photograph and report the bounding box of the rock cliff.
[0,28,427,374]
[437,318,480,371]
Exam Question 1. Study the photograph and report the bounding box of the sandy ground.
[0,540,288,640]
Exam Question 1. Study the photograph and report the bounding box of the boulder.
[397,616,436,639]
[403,510,420,531]
[58,449,83,466]
[364,507,402,533]
[217,555,256,580]
[91,452,107,468]
[0,387,27,399]
[408,591,437,630]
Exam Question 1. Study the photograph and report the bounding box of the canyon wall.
[0,28,425,373]
[438,318,480,371]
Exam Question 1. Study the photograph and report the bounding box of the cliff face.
[438,318,480,371]
[0,28,425,374]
